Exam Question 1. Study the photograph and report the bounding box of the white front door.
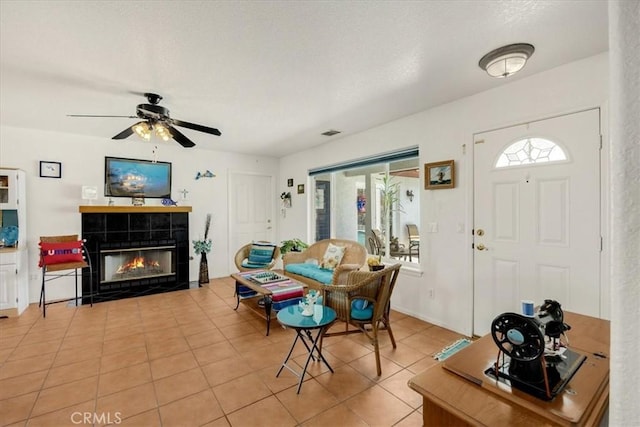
[229,172,275,270]
[473,109,601,336]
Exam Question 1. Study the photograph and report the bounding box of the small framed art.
[425,160,455,189]
[39,161,62,178]
[287,178,294,187]
[297,184,305,194]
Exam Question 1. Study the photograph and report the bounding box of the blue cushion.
[284,263,333,284]
[248,243,276,264]
[351,299,374,320]
[352,299,369,310]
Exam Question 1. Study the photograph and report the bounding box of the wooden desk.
[408,312,609,426]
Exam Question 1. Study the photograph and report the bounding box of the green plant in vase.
[193,214,212,286]
[192,239,212,254]
[280,238,309,254]
[378,174,404,245]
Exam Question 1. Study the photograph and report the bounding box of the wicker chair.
[234,242,281,272]
[319,263,402,376]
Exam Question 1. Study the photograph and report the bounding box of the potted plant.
[379,174,404,242]
[280,191,292,208]
[193,214,212,285]
[280,238,309,254]
[367,255,384,271]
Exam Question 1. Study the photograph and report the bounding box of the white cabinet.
[0,168,28,316]
[0,263,17,309]
[0,171,19,209]
[0,249,28,315]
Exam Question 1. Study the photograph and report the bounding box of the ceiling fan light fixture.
[154,123,172,141]
[132,122,152,141]
[479,43,534,78]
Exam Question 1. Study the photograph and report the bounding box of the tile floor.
[0,276,466,426]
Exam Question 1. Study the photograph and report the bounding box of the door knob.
[476,244,487,251]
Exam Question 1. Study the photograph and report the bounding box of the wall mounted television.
[104,157,172,198]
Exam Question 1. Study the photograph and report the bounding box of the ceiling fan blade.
[172,119,221,136]
[68,114,138,118]
[169,126,196,148]
[112,122,141,140]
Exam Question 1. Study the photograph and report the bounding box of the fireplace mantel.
[79,205,192,214]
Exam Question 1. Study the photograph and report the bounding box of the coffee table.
[231,270,306,336]
[276,305,336,394]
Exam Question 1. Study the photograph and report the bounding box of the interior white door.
[473,109,601,336]
[229,172,275,269]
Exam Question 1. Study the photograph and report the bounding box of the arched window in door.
[495,137,568,168]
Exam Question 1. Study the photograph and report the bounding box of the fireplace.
[99,241,176,288]
[80,206,191,302]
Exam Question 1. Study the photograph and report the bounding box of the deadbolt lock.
[476,229,485,236]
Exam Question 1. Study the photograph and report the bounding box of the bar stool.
[39,234,93,317]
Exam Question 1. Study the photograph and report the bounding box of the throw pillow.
[320,243,346,270]
[247,242,276,265]
[39,241,84,267]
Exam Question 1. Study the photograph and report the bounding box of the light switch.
[457,223,465,233]
[427,222,438,233]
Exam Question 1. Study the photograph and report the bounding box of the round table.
[276,304,336,393]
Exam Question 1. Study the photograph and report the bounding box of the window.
[310,148,420,266]
[495,137,567,168]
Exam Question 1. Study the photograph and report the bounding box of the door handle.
[476,244,487,251]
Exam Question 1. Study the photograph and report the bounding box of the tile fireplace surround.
[79,206,192,303]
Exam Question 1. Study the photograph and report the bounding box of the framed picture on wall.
[297,184,305,194]
[425,160,455,189]
[39,161,62,178]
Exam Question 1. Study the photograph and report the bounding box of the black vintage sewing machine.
[484,299,587,400]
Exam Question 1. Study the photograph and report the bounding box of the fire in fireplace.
[100,244,176,284]
[115,256,161,278]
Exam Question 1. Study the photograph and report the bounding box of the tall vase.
[199,252,209,286]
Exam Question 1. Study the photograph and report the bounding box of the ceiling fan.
[68,93,221,148]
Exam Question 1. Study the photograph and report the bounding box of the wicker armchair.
[282,238,367,288]
[234,243,280,272]
[319,263,402,376]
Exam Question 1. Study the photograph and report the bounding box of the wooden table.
[231,270,306,336]
[408,312,610,426]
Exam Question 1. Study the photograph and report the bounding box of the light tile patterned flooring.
[0,276,466,426]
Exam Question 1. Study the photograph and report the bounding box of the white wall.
[0,126,279,303]
[608,0,640,423]
[278,53,609,336]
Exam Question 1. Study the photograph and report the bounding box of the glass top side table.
[276,305,337,393]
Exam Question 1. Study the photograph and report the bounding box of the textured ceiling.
[0,1,608,157]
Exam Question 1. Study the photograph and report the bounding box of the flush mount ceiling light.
[479,43,535,78]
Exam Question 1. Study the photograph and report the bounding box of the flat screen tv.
[104,157,172,199]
